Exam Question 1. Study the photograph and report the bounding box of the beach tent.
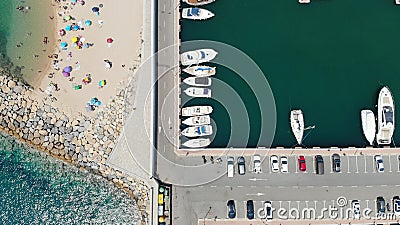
[84,20,92,26]
[62,71,70,77]
[72,25,80,31]
[98,80,106,87]
[63,66,72,72]
[60,42,68,48]
[72,37,79,43]
[59,29,66,36]
[65,25,72,31]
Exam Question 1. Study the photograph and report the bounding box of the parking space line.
[372,156,376,173]
[323,200,326,209]
[288,201,291,211]
[347,155,351,173]
[296,201,300,211]
[279,201,282,209]
[388,155,392,172]
[250,186,256,188]
[366,200,369,209]
[337,185,343,188]
[364,155,368,173]
[314,200,317,209]
[305,200,309,208]
[355,156,359,173]
[237,186,244,188]
[397,155,400,172]
[312,158,316,174]
[294,156,299,173]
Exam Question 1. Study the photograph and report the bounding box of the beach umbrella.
[65,25,72,31]
[71,0,77,3]
[60,42,68,48]
[62,71,70,77]
[58,29,66,36]
[78,0,85,5]
[71,37,79,43]
[64,15,71,21]
[84,20,92,26]
[92,7,99,12]
[99,80,106,87]
[63,66,72,72]
[72,25,80,31]
[94,101,101,106]
[106,38,113,43]
[104,61,112,69]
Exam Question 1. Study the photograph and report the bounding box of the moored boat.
[361,109,376,146]
[182,8,214,20]
[183,77,212,87]
[182,0,216,6]
[183,65,216,77]
[180,49,218,66]
[184,87,211,98]
[182,138,211,148]
[181,125,213,137]
[376,86,395,145]
[290,110,304,145]
[181,106,213,116]
[182,115,211,126]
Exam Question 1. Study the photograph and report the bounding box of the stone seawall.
[0,67,149,223]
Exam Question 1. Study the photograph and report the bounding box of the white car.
[227,156,234,178]
[280,156,288,173]
[270,155,279,173]
[351,200,361,219]
[264,201,273,220]
[374,155,384,172]
[253,154,261,173]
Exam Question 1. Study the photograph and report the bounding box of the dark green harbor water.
[181,0,400,148]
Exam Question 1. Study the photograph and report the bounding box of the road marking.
[381,184,388,187]
[278,186,285,189]
[264,186,271,188]
[237,186,244,188]
[249,178,268,181]
[163,81,166,89]
[288,201,291,210]
[397,155,400,172]
[351,186,358,188]
[279,201,282,209]
[355,156,359,173]
[158,126,162,133]
[388,155,392,172]
[224,186,230,188]
[395,184,400,187]
[322,186,329,188]
[163,34,166,42]
[347,155,351,173]
[163,4,166,12]
[250,186,257,188]
[372,156,376,173]
[163,20,166,28]
[246,193,264,196]
[364,155,368,173]
[305,200,309,208]
[366,200,369,209]
[210,186,217,188]
[297,201,300,210]
[323,200,326,209]
[307,186,313,188]
[366,185,373,188]
[337,185,343,188]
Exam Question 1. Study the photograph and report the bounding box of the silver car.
[253,154,261,173]
[270,155,279,173]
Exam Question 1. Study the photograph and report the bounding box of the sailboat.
[376,86,395,145]
[361,109,376,146]
[290,110,304,145]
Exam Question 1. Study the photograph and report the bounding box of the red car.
[298,156,306,171]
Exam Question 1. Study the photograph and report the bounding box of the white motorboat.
[183,65,216,77]
[184,87,211,98]
[182,138,211,148]
[181,125,213,137]
[182,8,214,20]
[290,110,304,145]
[182,115,211,126]
[183,77,212,87]
[182,0,216,6]
[361,109,376,146]
[181,106,213,116]
[376,86,395,145]
[180,49,218,66]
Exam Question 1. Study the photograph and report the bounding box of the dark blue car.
[247,200,254,219]
[227,200,236,219]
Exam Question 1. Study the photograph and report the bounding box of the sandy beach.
[37,0,143,116]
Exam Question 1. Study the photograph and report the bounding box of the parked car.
[227,200,236,219]
[332,154,341,172]
[227,156,234,178]
[247,200,254,219]
[377,196,386,216]
[264,201,273,220]
[298,155,306,171]
[393,196,400,216]
[374,155,384,172]
[253,154,261,173]
[238,156,246,175]
[315,155,324,175]
[270,155,279,172]
[351,200,361,219]
[280,156,288,173]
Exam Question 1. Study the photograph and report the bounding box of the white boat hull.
[182,115,211,126]
[183,0,216,6]
[183,77,212,87]
[181,125,213,137]
[181,106,213,116]
[184,87,211,98]
[376,86,395,145]
[183,65,216,77]
[182,8,214,20]
[182,138,211,148]
[361,109,376,146]
[180,49,218,66]
[290,110,304,145]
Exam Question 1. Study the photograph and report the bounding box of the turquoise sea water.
[0,133,141,224]
[181,0,400,148]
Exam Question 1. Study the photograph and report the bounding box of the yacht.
[181,125,213,137]
[182,138,211,148]
[183,77,212,87]
[182,115,211,126]
[182,8,214,20]
[376,86,395,145]
[181,106,213,116]
[183,65,216,77]
[182,0,216,6]
[290,109,304,145]
[184,87,211,98]
[361,109,376,146]
[180,49,218,66]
